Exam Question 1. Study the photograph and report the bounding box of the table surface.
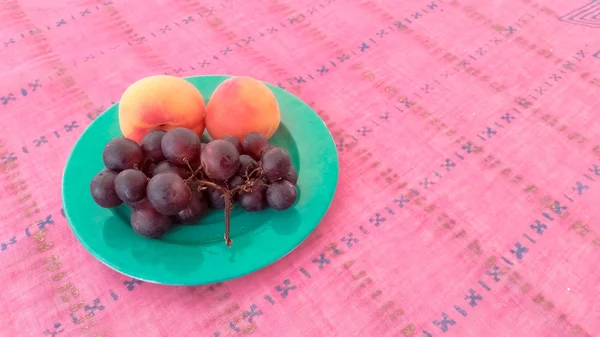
[1,0,599,336]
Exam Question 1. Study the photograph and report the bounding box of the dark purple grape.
[242,132,269,160]
[146,172,192,215]
[90,169,122,208]
[175,191,209,224]
[228,176,245,190]
[130,199,172,238]
[260,147,291,182]
[238,154,258,178]
[152,160,189,179]
[283,165,298,185]
[141,129,167,163]
[201,139,240,181]
[266,180,297,210]
[206,182,226,209]
[238,181,267,212]
[114,169,148,204]
[102,137,143,172]
[223,136,243,154]
[161,127,201,165]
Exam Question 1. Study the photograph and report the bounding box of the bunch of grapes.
[89,128,298,246]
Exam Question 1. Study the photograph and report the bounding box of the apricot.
[118,75,205,144]
[205,76,280,141]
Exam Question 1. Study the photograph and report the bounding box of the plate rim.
[62,74,339,286]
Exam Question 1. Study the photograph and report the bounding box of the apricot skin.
[205,76,280,141]
[118,75,205,144]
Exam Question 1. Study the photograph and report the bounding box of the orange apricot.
[118,75,205,144]
[205,76,280,141]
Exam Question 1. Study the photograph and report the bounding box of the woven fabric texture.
[0,0,599,336]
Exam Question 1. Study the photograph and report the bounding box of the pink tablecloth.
[1,0,599,336]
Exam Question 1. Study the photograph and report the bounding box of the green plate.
[62,75,338,286]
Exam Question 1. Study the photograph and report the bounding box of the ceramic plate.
[62,75,338,286]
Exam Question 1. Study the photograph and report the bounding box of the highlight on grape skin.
[141,129,167,163]
[161,127,202,166]
[201,139,240,181]
[131,199,172,239]
[238,180,268,212]
[242,132,270,160]
[267,180,297,210]
[102,137,143,172]
[114,169,148,204]
[175,191,209,224]
[261,147,292,182]
[90,125,300,245]
[147,172,192,215]
[90,169,123,208]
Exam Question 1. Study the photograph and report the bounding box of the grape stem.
[183,159,203,182]
[223,194,233,247]
[196,180,233,247]
[189,164,264,248]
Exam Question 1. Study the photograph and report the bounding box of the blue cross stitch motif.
[124,278,142,291]
[572,181,589,195]
[530,220,547,234]
[43,322,64,336]
[432,313,456,332]
[550,201,567,214]
[486,265,503,282]
[393,195,410,208]
[312,253,330,269]
[441,159,456,171]
[243,304,262,323]
[464,289,483,307]
[369,213,386,227]
[84,298,104,317]
[0,236,16,251]
[341,233,359,248]
[275,279,296,298]
[510,242,529,260]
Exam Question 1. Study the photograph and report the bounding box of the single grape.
[223,135,243,154]
[114,169,148,204]
[228,176,245,190]
[260,147,291,182]
[130,200,172,238]
[102,137,143,171]
[238,154,258,178]
[90,169,122,208]
[201,139,240,181]
[242,132,269,160]
[266,180,297,210]
[141,129,167,163]
[153,160,189,179]
[146,172,192,215]
[201,143,207,152]
[206,182,226,209]
[283,165,298,185]
[175,191,209,224]
[161,127,201,165]
[238,181,267,212]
